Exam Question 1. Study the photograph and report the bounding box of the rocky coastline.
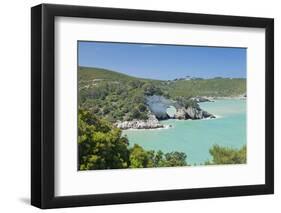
[190,96,214,103]
[190,94,246,103]
[198,94,247,102]
[115,113,164,130]
[174,106,215,120]
[146,95,215,120]
[115,94,246,130]
[115,95,216,130]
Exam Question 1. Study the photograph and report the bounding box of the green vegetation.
[129,144,187,168]
[79,66,141,82]
[79,67,168,122]
[78,109,187,170]
[78,108,246,170]
[79,67,246,99]
[167,78,246,98]
[206,145,247,165]
[79,67,246,123]
[78,67,247,170]
[78,109,130,170]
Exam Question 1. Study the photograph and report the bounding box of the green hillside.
[167,78,246,97]
[78,67,247,170]
[79,66,139,81]
[79,66,246,98]
[78,67,246,123]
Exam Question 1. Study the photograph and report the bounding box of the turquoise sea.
[123,99,246,165]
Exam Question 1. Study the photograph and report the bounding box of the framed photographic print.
[31,3,274,209]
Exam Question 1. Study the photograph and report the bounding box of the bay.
[123,99,246,165]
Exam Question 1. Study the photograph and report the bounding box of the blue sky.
[78,41,246,80]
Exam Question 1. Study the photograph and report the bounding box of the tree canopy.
[78,109,188,170]
[207,144,246,165]
[78,109,130,170]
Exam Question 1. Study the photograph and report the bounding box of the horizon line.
[79,66,247,81]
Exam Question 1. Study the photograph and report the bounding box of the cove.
[122,99,246,165]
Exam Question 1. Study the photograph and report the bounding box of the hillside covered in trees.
[78,67,247,170]
[79,67,246,123]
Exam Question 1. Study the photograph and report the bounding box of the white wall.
[0,0,279,212]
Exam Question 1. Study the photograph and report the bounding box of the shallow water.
[123,99,246,165]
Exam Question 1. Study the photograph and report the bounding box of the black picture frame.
[31,3,274,209]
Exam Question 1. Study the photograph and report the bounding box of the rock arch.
[145,95,179,119]
[145,95,215,120]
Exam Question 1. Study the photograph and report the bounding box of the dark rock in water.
[186,107,201,119]
[175,107,215,120]
[202,110,216,119]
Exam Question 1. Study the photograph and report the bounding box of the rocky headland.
[115,95,215,130]
[174,106,215,120]
[190,96,214,103]
[146,95,215,120]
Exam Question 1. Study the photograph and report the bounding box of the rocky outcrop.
[115,114,164,130]
[190,96,213,103]
[146,95,177,120]
[175,107,215,120]
[116,95,216,129]
[146,95,215,120]
[174,108,186,119]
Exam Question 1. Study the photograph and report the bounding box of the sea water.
[122,99,246,165]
